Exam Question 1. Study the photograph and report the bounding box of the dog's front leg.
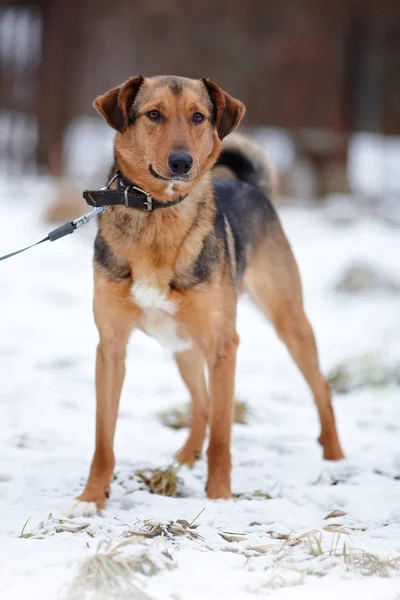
[78,336,128,508]
[206,331,239,499]
[68,275,136,517]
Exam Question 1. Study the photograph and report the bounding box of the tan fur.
[73,76,343,513]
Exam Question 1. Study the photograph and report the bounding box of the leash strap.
[0,209,103,263]
[0,235,50,262]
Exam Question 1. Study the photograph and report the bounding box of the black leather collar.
[83,172,188,212]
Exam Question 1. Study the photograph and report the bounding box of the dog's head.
[94,75,245,200]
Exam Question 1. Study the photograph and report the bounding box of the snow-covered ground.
[1,177,400,600]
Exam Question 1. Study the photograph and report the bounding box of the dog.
[67,75,344,517]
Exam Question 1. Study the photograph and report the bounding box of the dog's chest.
[131,280,190,353]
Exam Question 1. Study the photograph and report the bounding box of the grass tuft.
[284,528,400,578]
[65,538,174,600]
[234,399,250,424]
[159,399,250,430]
[234,489,273,501]
[135,464,183,497]
[127,515,204,543]
[159,406,190,430]
[345,549,400,577]
[19,514,91,539]
[306,531,324,556]
[328,354,400,394]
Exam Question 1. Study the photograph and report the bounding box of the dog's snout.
[168,151,193,175]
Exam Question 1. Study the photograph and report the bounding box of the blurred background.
[1,0,400,203]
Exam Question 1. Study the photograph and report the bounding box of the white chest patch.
[131,281,191,353]
[131,281,175,314]
[144,316,191,354]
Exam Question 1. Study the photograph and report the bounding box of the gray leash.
[0,205,105,262]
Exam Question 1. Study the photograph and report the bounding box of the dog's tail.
[214,132,278,199]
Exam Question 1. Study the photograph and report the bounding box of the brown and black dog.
[67,75,344,517]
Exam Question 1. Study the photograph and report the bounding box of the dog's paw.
[176,447,202,468]
[66,499,98,518]
[206,477,232,500]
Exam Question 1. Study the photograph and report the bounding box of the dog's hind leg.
[175,346,209,467]
[68,274,138,517]
[244,223,344,461]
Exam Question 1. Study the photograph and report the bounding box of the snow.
[348,134,400,198]
[1,177,400,600]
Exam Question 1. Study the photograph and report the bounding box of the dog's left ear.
[93,75,144,133]
[202,78,245,140]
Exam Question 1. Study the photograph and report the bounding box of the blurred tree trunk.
[35,0,80,176]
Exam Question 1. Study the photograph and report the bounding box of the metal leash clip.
[74,172,120,228]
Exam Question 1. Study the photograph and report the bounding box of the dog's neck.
[101,165,213,236]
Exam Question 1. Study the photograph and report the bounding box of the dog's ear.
[93,75,144,133]
[202,78,245,140]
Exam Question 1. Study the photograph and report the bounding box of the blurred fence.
[1,0,399,194]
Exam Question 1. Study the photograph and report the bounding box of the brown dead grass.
[159,399,250,430]
[127,512,204,543]
[135,464,183,497]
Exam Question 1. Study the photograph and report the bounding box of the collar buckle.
[131,186,153,211]
[143,196,153,212]
[122,182,152,211]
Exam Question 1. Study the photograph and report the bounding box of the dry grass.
[19,514,90,539]
[159,399,250,430]
[328,354,400,394]
[127,510,205,543]
[61,517,400,598]
[234,399,250,424]
[159,406,190,430]
[324,509,347,520]
[286,528,400,578]
[344,549,400,577]
[65,538,174,600]
[234,481,282,501]
[234,489,273,501]
[64,510,207,599]
[135,464,183,497]
[219,532,248,543]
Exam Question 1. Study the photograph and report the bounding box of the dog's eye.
[146,110,161,121]
[192,112,205,124]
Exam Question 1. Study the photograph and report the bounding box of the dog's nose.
[168,152,193,175]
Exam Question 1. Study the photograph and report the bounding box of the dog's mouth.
[149,165,191,183]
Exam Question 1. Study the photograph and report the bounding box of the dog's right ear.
[93,75,144,133]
